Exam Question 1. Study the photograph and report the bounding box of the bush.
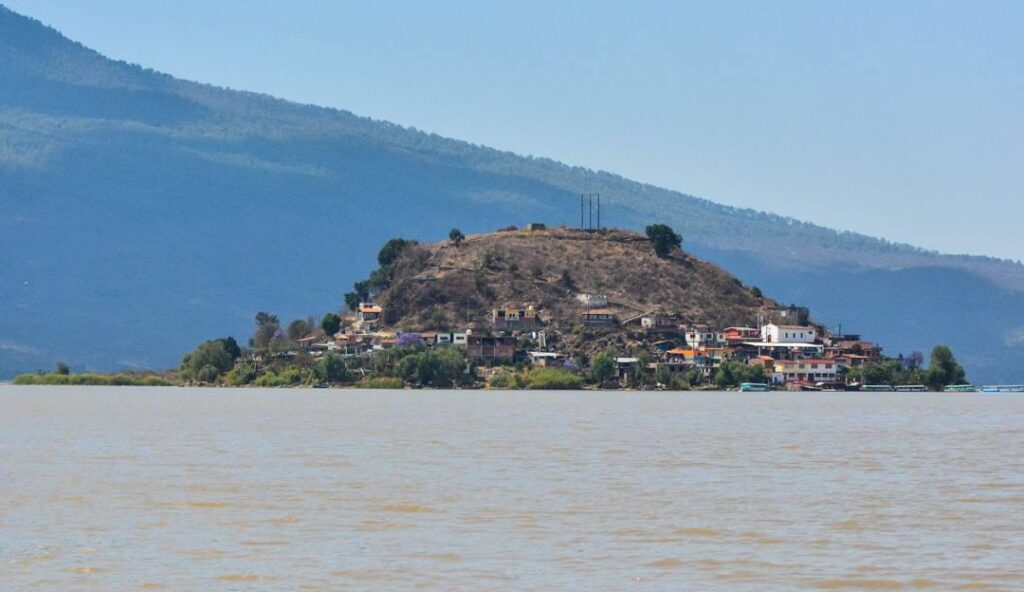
[525,367,584,390]
[487,367,527,389]
[253,372,291,387]
[224,361,258,386]
[359,376,405,389]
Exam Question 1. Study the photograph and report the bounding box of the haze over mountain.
[2,5,1022,381]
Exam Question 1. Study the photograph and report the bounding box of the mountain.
[1,5,1022,381]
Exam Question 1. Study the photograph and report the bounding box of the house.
[761,323,817,344]
[576,293,609,308]
[435,331,469,346]
[580,308,616,326]
[466,335,516,360]
[773,359,838,383]
[357,303,383,330]
[492,304,541,330]
[723,326,761,345]
[526,222,547,231]
[641,314,679,330]
[615,357,641,379]
[329,334,372,357]
[529,351,564,367]
[772,305,810,326]
[832,354,870,370]
[684,324,725,348]
[296,334,328,351]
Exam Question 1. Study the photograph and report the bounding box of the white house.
[761,323,817,344]
[684,324,725,348]
[576,293,608,308]
[774,359,838,383]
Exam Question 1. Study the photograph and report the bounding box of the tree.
[751,286,763,299]
[449,228,465,246]
[54,361,70,375]
[287,319,313,341]
[344,292,361,311]
[590,352,616,385]
[377,238,413,268]
[181,340,235,382]
[645,224,682,257]
[926,345,967,390]
[215,337,242,361]
[251,312,282,350]
[315,354,348,384]
[320,313,342,337]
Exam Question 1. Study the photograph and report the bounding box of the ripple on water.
[812,578,905,590]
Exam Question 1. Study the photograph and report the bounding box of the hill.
[1,5,1022,381]
[379,228,764,336]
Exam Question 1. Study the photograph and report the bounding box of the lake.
[2,387,1023,590]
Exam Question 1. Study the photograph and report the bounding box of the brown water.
[2,387,1023,591]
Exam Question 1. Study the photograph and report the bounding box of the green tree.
[287,319,313,341]
[751,286,763,299]
[377,238,413,268]
[181,340,234,383]
[320,313,342,337]
[251,312,281,349]
[54,361,70,375]
[926,345,967,390]
[215,337,242,361]
[590,352,616,385]
[449,228,465,246]
[344,292,361,311]
[645,224,682,257]
[316,354,348,384]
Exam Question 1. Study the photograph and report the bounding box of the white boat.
[980,385,1024,393]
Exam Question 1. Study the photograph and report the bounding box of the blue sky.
[7,0,1023,259]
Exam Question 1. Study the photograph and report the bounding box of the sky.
[6,0,1023,260]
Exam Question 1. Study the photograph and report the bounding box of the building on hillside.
[576,293,609,308]
[466,335,516,361]
[723,326,761,345]
[529,351,564,367]
[832,354,870,371]
[773,359,838,384]
[771,305,810,326]
[492,304,541,330]
[826,340,883,361]
[526,222,547,231]
[435,331,469,346]
[580,308,616,326]
[615,358,641,380]
[761,323,818,344]
[641,314,680,330]
[684,324,725,348]
[745,341,825,360]
[357,303,382,331]
[297,334,328,351]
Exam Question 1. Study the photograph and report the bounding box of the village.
[290,296,888,391]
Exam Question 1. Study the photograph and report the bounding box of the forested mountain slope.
[2,6,1021,381]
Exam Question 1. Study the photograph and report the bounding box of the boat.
[980,385,1024,393]
[861,385,893,392]
[893,384,928,392]
[740,382,771,392]
[943,384,977,393]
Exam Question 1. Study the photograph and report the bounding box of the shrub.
[525,367,583,390]
[487,367,527,389]
[360,376,404,389]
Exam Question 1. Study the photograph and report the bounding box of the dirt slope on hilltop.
[378,227,768,332]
